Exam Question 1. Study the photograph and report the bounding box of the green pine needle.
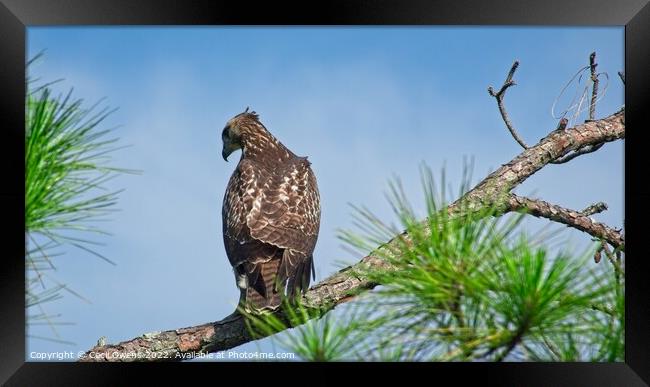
[250,163,624,362]
[26,55,136,344]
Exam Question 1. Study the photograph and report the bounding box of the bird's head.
[221,107,263,161]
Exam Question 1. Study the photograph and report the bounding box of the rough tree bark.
[79,107,624,362]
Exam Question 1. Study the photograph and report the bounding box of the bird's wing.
[222,158,260,268]
[246,157,320,254]
[245,158,320,293]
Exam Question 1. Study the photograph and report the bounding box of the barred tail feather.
[243,259,282,311]
[286,255,314,297]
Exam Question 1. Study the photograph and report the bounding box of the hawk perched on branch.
[221,108,321,312]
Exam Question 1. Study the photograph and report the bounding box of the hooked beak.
[222,141,238,162]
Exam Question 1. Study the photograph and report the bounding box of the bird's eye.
[222,127,229,139]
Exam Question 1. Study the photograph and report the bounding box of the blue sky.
[26,27,624,360]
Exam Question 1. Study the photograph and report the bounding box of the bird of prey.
[221,108,320,313]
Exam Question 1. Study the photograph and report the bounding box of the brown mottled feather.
[222,112,320,311]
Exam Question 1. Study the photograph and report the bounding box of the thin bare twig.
[552,52,605,164]
[618,71,625,85]
[488,60,529,149]
[581,202,608,216]
[589,52,599,121]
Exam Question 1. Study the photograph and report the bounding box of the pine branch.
[488,60,528,149]
[507,195,623,249]
[80,108,624,362]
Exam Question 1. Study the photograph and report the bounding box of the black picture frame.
[1,0,648,385]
